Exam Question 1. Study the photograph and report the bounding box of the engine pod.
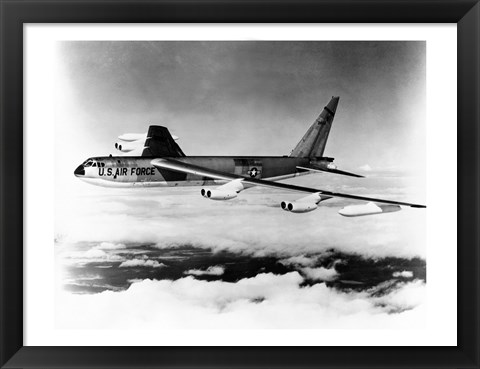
[338,202,401,217]
[281,201,318,213]
[204,189,237,200]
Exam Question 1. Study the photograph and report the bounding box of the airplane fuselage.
[72,98,427,214]
[74,156,311,188]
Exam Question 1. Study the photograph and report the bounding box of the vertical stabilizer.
[289,96,339,158]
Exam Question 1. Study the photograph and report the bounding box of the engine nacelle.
[115,141,142,153]
[201,188,237,200]
[115,142,131,152]
[280,201,318,213]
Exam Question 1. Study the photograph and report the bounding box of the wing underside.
[151,158,426,211]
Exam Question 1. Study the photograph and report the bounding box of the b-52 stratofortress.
[74,97,426,217]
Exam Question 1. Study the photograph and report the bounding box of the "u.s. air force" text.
[98,167,157,177]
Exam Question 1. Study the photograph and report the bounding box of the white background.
[24,24,456,346]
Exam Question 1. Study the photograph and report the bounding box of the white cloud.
[127,278,144,284]
[119,258,165,268]
[56,272,426,330]
[84,249,107,259]
[55,173,426,330]
[71,247,125,262]
[96,242,126,250]
[63,247,125,264]
[55,173,426,260]
[185,265,225,276]
[359,164,372,171]
[301,267,338,281]
[63,275,101,283]
[372,280,424,313]
[279,255,317,267]
[393,270,414,278]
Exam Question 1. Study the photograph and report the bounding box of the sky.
[54,41,426,332]
[56,41,425,173]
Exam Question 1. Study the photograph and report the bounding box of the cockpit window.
[83,159,105,167]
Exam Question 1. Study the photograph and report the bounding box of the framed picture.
[1,1,478,368]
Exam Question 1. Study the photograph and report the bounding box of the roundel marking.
[248,167,259,178]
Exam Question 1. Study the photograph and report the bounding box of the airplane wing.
[151,158,426,216]
[296,165,364,178]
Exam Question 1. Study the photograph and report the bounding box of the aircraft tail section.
[289,96,339,158]
[142,126,186,157]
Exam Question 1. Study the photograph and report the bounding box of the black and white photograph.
[54,40,427,330]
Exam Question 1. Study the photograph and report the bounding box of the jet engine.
[281,201,318,213]
[114,141,142,153]
[280,192,322,213]
[201,188,237,200]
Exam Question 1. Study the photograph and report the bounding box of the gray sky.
[56,41,425,174]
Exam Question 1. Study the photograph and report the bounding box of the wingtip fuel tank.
[338,202,402,217]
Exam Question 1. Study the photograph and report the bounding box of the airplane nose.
[74,165,85,176]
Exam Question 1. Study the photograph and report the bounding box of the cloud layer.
[119,258,166,268]
[301,267,338,282]
[393,270,414,278]
[57,272,426,329]
[185,266,225,276]
[56,172,426,261]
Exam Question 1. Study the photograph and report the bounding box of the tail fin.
[289,96,339,158]
[141,126,186,157]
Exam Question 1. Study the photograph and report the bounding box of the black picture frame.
[1,1,478,368]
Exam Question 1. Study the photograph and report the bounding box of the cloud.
[64,275,101,283]
[55,173,426,260]
[56,272,426,329]
[359,164,372,171]
[95,242,126,250]
[301,267,338,281]
[64,247,125,264]
[393,270,414,278]
[372,280,424,313]
[119,258,166,268]
[279,255,317,267]
[84,249,107,259]
[185,265,225,276]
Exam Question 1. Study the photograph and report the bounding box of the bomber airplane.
[74,97,426,216]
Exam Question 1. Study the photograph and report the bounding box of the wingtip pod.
[118,133,146,142]
[338,202,401,217]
